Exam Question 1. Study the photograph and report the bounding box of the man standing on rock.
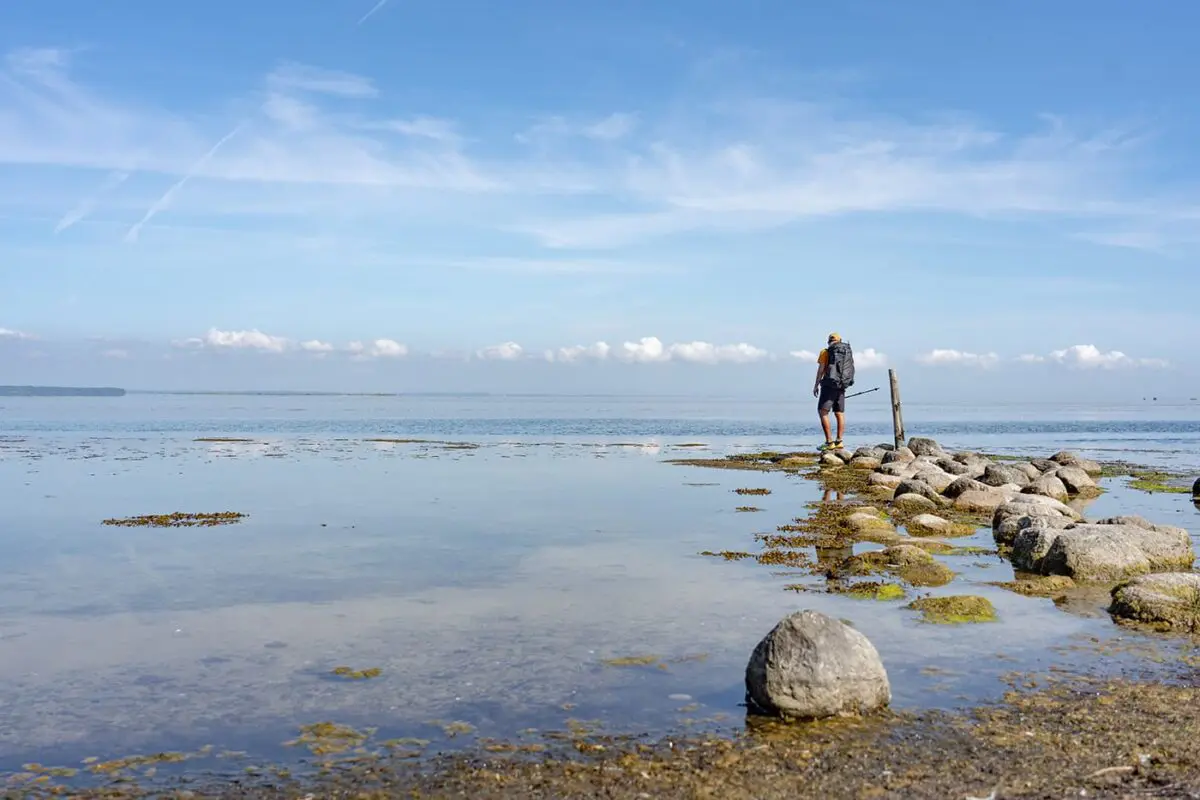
[813,333,855,451]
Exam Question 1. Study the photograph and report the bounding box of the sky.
[1,0,1199,399]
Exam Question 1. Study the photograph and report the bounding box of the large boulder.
[853,446,888,462]
[1054,464,1097,494]
[944,476,990,499]
[745,610,891,720]
[1193,477,1200,500]
[992,497,1080,546]
[1038,523,1195,582]
[906,437,945,458]
[881,447,916,465]
[1022,472,1069,502]
[1030,458,1060,473]
[1011,524,1066,572]
[850,456,883,470]
[981,464,1032,488]
[951,452,992,470]
[934,457,974,476]
[1110,573,1200,631]
[954,488,1015,513]
[894,479,942,504]
[1050,451,1103,477]
[876,461,917,478]
[867,472,903,492]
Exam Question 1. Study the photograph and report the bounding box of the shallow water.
[1,395,1198,773]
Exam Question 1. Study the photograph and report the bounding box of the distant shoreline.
[0,386,125,397]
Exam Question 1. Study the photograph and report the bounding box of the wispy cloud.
[545,342,611,363]
[176,328,289,353]
[300,340,335,355]
[1044,344,1168,369]
[348,339,408,359]
[125,123,244,242]
[476,342,524,361]
[0,327,34,340]
[357,0,391,25]
[55,170,130,233]
[789,349,818,361]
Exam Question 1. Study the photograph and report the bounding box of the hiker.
[812,333,855,451]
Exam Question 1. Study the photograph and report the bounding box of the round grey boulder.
[881,447,916,465]
[1023,472,1069,502]
[1054,464,1097,494]
[907,437,945,457]
[745,610,891,720]
[1192,477,1199,500]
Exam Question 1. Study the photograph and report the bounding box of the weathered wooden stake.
[888,368,905,450]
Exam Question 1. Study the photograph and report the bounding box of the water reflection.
[0,435,1194,770]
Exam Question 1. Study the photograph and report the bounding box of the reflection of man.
[813,333,852,451]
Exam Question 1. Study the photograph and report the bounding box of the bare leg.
[819,409,833,442]
[835,412,845,441]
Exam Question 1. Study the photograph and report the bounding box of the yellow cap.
[828,332,841,343]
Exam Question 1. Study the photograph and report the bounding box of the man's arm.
[813,361,825,397]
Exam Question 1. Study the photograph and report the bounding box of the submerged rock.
[906,595,997,624]
[1110,573,1200,631]
[844,545,955,587]
[906,513,976,538]
[991,575,1076,597]
[745,610,891,720]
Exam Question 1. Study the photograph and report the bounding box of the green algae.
[601,654,662,668]
[665,451,817,472]
[735,487,771,495]
[331,665,383,680]
[907,595,997,624]
[735,506,764,512]
[843,581,907,601]
[839,547,956,588]
[1128,470,1192,494]
[102,511,247,528]
[699,550,753,561]
[990,575,1076,598]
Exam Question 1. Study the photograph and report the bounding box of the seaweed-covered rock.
[850,456,883,470]
[1023,472,1069,502]
[881,447,916,465]
[907,437,945,458]
[1109,573,1200,631]
[981,464,1032,488]
[893,493,939,513]
[906,595,996,624]
[867,472,903,492]
[991,575,1076,597]
[906,513,976,538]
[745,610,891,720]
[1054,464,1097,494]
[1050,451,1103,477]
[843,545,955,587]
[1038,523,1195,582]
[845,511,896,535]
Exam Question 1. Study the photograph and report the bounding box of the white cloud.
[668,341,769,364]
[1045,344,1168,369]
[300,339,335,354]
[621,336,670,363]
[476,341,524,361]
[789,349,818,361]
[916,349,1001,368]
[265,62,378,98]
[855,348,889,369]
[348,339,408,359]
[546,342,611,363]
[0,327,34,340]
[1016,353,1045,363]
[180,328,289,353]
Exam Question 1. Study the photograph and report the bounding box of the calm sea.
[1,394,1198,773]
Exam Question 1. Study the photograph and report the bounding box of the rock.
[821,452,845,466]
[843,545,956,587]
[1022,472,1069,502]
[952,452,992,469]
[876,443,896,452]
[906,595,997,624]
[853,446,888,461]
[845,512,896,535]
[1193,477,1200,499]
[944,476,989,499]
[1011,524,1065,572]
[876,462,916,478]
[893,479,942,504]
[1109,573,1200,631]
[991,576,1076,597]
[954,488,1015,513]
[1010,462,1042,481]
[881,447,915,465]
[1050,451,1103,476]
[892,493,938,513]
[1095,516,1190,538]
[850,456,883,470]
[1030,458,1060,473]
[934,457,973,476]
[1054,464,1097,494]
[744,610,891,720]
[992,498,1079,546]
[981,464,1031,488]
[1039,523,1195,582]
[912,468,955,493]
[867,472,903,492]
[906,437,945,457]
[905,513,976,538]
[898,537,956,554]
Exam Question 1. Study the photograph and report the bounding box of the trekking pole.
[845,387,880,399]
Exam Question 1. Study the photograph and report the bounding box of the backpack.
[825,341,855,389]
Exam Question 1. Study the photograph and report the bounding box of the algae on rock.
[906,595,997,624]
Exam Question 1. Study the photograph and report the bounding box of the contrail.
[357,0,389,24]
[124,123,243,243]
[55,170,130,233]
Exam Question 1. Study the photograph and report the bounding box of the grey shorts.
[818,382,845,413]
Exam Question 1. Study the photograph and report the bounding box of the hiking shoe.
[817,441,836,452]
[833,439,844,450]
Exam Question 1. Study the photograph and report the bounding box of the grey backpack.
[826,341,855,389]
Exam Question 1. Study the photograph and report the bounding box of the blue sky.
[1,0,1198,397]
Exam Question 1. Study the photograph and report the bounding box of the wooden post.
[888,368,905,449]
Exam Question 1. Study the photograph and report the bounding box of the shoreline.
[3,438,1199,797]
